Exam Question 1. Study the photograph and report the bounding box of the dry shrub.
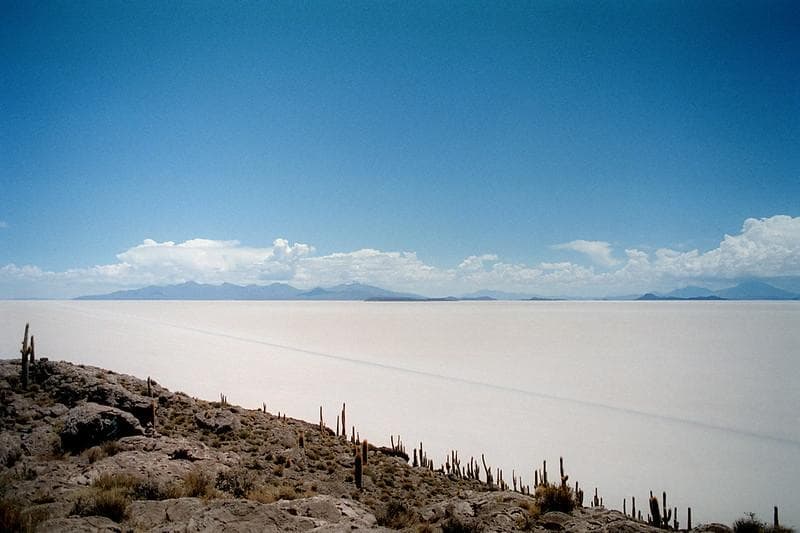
[182,467,215,498]
[246,483,298,503]
[215,467,255,498]
[71,487,130,523]
[85,446,105,464]
[101,440,122,457]
[377,500,416,528]
[733,513,796,533]
[0,497,49,532]
[518,498,541,519]
[534,484,575,513]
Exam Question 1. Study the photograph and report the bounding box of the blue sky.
[1,1,798,297]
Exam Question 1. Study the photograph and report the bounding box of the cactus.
[354,449,363,490]
[361,439,368,464]
[661,492,672,528]
[341,403,346,440]
[319,406,323,432]
[20,323,30,389]
[298,430,305,448]
[559,457,569,488]
[687,507,692,530]
[632,497,636,521]
[542,460,548,486]
[29,336,35,363]
[147,376,152,397]
[481,454,493,488]
[648,492,661,527]
[774,506,779,528]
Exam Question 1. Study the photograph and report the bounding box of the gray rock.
[693,525,733,533]
[194,409,241,434]
[37,515,123,532]
[60,402,144,451]
[0,432,23,466]
[128,495,389,532]
[44,362,153,423]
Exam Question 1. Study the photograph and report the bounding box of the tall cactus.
[648,492,661,527]
[661,492,672,529]
[20,323,31,389]
[354,448,363,490]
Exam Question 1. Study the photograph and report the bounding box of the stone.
[59,402,144,451]
[194,408,241,434]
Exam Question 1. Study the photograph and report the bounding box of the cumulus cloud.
[552,240,620,267]
[113,238,315,284]
[1,215,799,298]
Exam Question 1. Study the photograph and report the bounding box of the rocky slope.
[0,357,731,532]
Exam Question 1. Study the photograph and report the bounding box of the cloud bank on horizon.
[1,215,799,298]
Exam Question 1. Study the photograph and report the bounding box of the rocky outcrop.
[0,359,751,532]
[60,402,144,451]
[40,361,155,424]
[194,408,241,434]
[121,495,389,531]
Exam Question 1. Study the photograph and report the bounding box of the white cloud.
[1,215,799,298]
[552,240,620,267]
[0,221,8,229]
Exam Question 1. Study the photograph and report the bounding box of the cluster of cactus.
[19,323,35,389]
[445,449,463,478]
[390,435,406,456]
[534,459,548,488]
[647,491,673,529]
[219,393,228,406]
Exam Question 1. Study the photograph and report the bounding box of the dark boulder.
[194,409,241,434]
[60,402,144,451]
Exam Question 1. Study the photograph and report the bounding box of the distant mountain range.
[76,280,800,301]
[636,281,799,301]
[76,281,422,301]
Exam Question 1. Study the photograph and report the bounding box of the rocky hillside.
[1,355,731,532]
